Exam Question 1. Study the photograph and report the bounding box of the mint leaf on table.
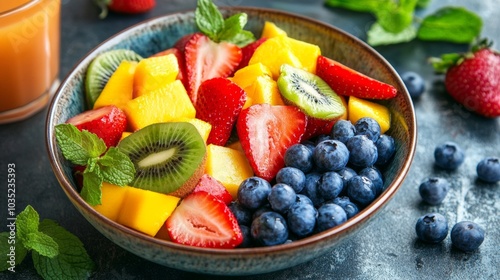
[416,0,431,8]
[33,219,94,280]
[417,7,483,44]
[374,0,418,34]
[324,0,383,13]
[368,22,417,46]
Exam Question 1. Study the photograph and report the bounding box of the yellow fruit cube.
[260,21,287,38]
[348,96,391,133]
[125,80,196,130]
[92,183,129,222]
[232,63,272,89]
[133,54,179,97]
[174,117,212,143]
[120,131,132,141]
[286,37,321,74]
[205,144,254,199]
[245,75,284,106]
[93,61,137,110]
[117,187,180,236]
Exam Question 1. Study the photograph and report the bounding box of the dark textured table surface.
[1,0,499,279]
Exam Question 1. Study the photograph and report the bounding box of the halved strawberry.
[235,37,268,71]
[236,104,307,181]
[150,47,187,87]
[66,105,127,148]
[303,117,337,141]
[195,77,246,146]
[316,55,397,100]
[166,191,242,248]
[184,33,242,104]
[192,174,233,205]
[95,0,156,19]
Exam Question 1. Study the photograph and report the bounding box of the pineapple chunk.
[261,21,287,38]
[245,75,284,106]
[174,117,212,143]
[348,96,391,133]
[232,63,272,89]
[133,54,179,97]
[93,61,137,110]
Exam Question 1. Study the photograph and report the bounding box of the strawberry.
[236,104,307,181]
[316,55,397,100]
[192,174,233,205]
[166,191,243,248]
[184,33,242,104]
[66,105,127,148]
[95,0,156,19]
[195,77,246,146]
[151,47,187,87]
[302,117,337,141]
[235,37,268,71]
[432,40,500,118]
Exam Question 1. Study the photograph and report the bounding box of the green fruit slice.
[85,49,142,108]
[277,64,345,119]
[117,122,206,197]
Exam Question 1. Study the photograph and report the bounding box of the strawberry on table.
[66,105,127,148]
[95,0,156,19]
[192,174,233,205]
[432,39,500,118]
[195,77,246,146]
[316,55,398,100]
[166,191,243,248]
[237,104,307,181]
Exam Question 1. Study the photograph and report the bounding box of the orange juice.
[0,0,60,123]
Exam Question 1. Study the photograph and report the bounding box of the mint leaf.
[416,0,431,9]
[81,168,103,206]
[367,22,417,46]
[55,124,106,166]
[218,13,254,46]
[324,0,385,13]
[195,0,224,40]
[418,7,483,44]
[375,0,418,34]
[0,232,28,271]
[429,53,463,73]
[23,232,59,258]
[16,205,40,243]
[33,219,94,280]
[99,147,135,186]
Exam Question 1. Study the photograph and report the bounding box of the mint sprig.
[55,123,135,206]
[325,0,483,46]
[195,0,255,46]
[0,205,95,279]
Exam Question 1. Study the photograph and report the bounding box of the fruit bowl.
[46,7,416,275]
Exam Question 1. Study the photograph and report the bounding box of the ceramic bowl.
[46,7,416,276]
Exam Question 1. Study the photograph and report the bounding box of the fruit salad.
[55,0,398,249]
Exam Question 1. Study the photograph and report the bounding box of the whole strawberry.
[95,0,156,19]
[432,40,500,118]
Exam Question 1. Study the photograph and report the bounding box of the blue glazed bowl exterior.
[46,7,416,275]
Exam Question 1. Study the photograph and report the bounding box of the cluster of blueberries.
[229,117,396,247]
[415,141,500,252]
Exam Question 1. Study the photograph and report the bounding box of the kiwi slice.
[277,64,345,119]
[85,49,142,108]
[117,122,206,197]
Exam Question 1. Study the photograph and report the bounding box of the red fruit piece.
[166,191,243,249]
[237,104,307,181]
[303,117,337,141]
[184,33,242,104]
[195,77,246,146]
[192,174,233,205]
[443,48,500,118]
[150,47,187,87]
[96,0,155,18]
[66,105,127,148]
[316,55,397,100]
[235,37,268,71]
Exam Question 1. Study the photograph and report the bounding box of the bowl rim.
[45,6,417,256]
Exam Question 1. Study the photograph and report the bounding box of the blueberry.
[450,221,485,252]
[268,183,297,214]
[301,172,325,207]
[284,143,314,173]
[314,134,331,145]
[331,119,355,143]
[318,171,344,200]
[316,203,347,232]
[275,167,306,193]
[375,134,396,166]
[237,177,272,210]
[294,194,314,207]
[251,211,289,246]
[434,141,465,170]
[415,213,448,244]
[346,135,378,168]
[401,71,426,98]
[252,204,273,220]
[337,167,357,187]
[332,196,359,219]
[354,117,381,142]
[346,175,376,207]
[228,201,253,226]
[359,167,384,195]
[287,199,318,237]
[313,139,349,171]
[476,157,500,183]
[419,177,450,205]
[237,225,254,248]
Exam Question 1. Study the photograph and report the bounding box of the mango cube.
[260,21,287,38]
[348,96,391,133]
[286,37,321,74]
[174,117,212,143]
[133,54,179,97]
[117,187,180,236]
[245,75,284,106]
[205,144,254,199]
[232,63,273,89]
[92,183,129,222]
[124,80,196,130]
[93,61,137,110]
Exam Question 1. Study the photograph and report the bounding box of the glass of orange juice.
[0,0,60,124]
